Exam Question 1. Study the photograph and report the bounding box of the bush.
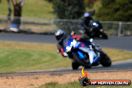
[52,0,85,19]
[96,0,132,21]
[52,0,85,33]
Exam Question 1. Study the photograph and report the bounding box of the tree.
[96,0,132,21]
[45,0,53,3]
[52,0,85,19]
[84,0,97,7]
[51,0,86,33]
[101,0,115,6]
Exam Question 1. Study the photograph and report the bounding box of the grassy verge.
[0,41,71,73]
[103,48,132,62]
[0,48,70,72]
[40,81,132,88]
[0,41,131,73]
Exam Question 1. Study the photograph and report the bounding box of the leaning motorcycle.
[63,35,111,70]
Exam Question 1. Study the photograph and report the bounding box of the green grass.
[103,48,132,62]
[0,48,70,73]
[0,0,55,19]
[39,81,132,88]
[0,41,131,73]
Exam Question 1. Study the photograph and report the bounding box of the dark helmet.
[55,29,66,41]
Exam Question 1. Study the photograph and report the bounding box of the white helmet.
[83,12,91,17]
[55,29,66,41]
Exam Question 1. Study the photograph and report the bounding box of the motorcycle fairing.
[77,51,86,60]
[79,47,99,64]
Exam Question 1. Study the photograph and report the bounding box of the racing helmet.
[83,12,92,20]
[55,29,66,41]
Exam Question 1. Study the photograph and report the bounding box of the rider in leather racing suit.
[55,29,96,58]
[55,29,68,57]
[81,12,93,36]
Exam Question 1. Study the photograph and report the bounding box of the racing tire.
[100,51,112,67]
[72,61,80,70]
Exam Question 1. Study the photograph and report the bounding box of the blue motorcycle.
[63,35,111,70]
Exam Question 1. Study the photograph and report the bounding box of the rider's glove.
[63,52,68,57]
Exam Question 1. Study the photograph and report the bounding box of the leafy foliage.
[52,0,85,19]
[51,0,86,33]
[96,0,132,21]
[84,0,98,7]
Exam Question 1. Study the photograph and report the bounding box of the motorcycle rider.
[81,12,108,39]
[55,29,68,57]
[55,29,111,69]
[81,12,93,35]
[55,29,96,59]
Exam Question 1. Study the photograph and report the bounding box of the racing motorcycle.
[85,20,108,39]
[64,35,111,70]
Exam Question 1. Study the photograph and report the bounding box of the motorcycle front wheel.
[100,51,112,67]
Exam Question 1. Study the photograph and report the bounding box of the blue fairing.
[77,51,85,60]
[63,35,100,64]
[63,36,73,52]
[67,37,73,46]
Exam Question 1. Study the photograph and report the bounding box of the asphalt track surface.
[0,32,131,75]
[0,33,132,51]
